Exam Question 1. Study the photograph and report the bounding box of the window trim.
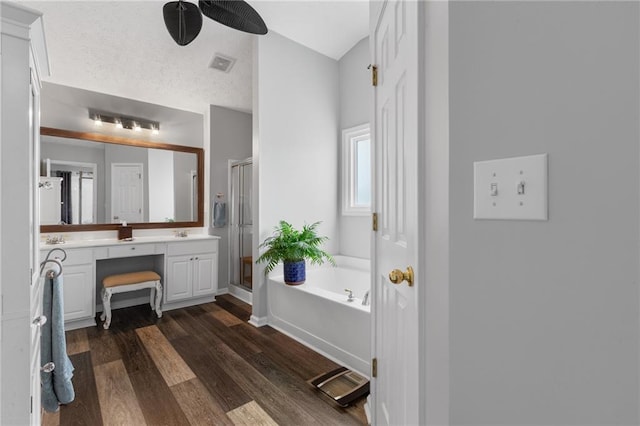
[341,123,371,216]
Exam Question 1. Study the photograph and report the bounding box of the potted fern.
[257,220,335,285]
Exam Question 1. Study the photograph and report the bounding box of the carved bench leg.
[102,288,112,329]
[149,287,155,309]
[100,287,106,322]
[155,281,163,318]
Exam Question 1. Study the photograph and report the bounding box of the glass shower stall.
[229,159,253,291]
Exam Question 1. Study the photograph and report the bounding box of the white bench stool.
[100,271,162,329]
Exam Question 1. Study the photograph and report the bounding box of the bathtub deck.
[42,294,367,426]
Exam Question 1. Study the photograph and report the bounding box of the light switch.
[474,154,548,220]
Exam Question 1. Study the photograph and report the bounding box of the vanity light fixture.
[88,110,160,135]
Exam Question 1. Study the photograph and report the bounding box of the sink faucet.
[46,235,65,245]
[344,288,354,302]
[362,290,370,306]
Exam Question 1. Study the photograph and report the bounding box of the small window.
[342,124,371,216]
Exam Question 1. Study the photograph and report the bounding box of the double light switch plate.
[473,153,548,220]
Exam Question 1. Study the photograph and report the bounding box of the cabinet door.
[63,264,94,321]
[192,253,217,297]
[167,255,193,302]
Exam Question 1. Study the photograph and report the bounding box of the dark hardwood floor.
[43,294,368,426]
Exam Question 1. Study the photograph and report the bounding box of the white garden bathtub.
[267,256,371,376]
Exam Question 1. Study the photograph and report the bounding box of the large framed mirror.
[40,127,204,232]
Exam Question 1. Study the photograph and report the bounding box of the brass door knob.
[388,266,414,286]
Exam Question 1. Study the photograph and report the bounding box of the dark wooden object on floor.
[310,367,370,408]
[43,294,367,426]
[241,256,252,288]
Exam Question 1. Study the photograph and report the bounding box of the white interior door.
[111,163,143,223]
[372,0,419,424]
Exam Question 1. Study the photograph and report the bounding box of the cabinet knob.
[131,247,136,250]
[190,257,194,261]
[32,315,47,327]
[41,362,55,373]
[195,257,199,260]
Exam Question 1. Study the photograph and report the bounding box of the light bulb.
[133,122,141,132]
[115,119,123,129]
[94,115,102,126]
[152,126,159,135]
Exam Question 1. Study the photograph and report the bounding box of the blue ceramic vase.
[283,260,305,285]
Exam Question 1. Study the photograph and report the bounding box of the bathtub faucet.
[362,290,370,306]
[344,288,354,302]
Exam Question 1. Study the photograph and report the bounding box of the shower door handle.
[388,266,414,287]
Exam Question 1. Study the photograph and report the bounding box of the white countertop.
[40,233,220,250]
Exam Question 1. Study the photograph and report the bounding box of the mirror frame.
[40,127,204,232]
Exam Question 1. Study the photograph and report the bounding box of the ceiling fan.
[163,0,268,46]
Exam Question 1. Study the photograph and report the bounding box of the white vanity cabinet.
[60,250,95,323]
[38,248,96,330]
[166,240,218,302]
[39,235,220,330]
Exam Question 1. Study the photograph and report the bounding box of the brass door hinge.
[372,358,378,378]
[368,64,378,87]
[372,212,378,232]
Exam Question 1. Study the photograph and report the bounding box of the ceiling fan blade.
[198,0,268,35]
[163,1,203,46]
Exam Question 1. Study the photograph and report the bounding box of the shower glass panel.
[230,159,253,292]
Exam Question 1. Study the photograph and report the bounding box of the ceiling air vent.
[209,53,236,73]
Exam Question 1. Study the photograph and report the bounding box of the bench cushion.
[103,271,161,288]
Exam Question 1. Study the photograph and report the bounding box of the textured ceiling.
[22,1,368,114]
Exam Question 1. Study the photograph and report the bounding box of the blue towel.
[213,201,226,228]
[41,272,75,412]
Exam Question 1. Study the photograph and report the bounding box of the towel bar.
[39,258,63,279]
[43,247,66,263]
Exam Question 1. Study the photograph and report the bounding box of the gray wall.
[253,31,340,320]
[338,37,371,259]
[450,2,639,424]
[209,105,252,291]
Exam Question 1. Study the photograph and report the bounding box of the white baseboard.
[227,284,253,305]
[216,287,229,296]
[248,315,268,327]
[268,316,370,378]
[162,295,216,312]
[64,317,97,331]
